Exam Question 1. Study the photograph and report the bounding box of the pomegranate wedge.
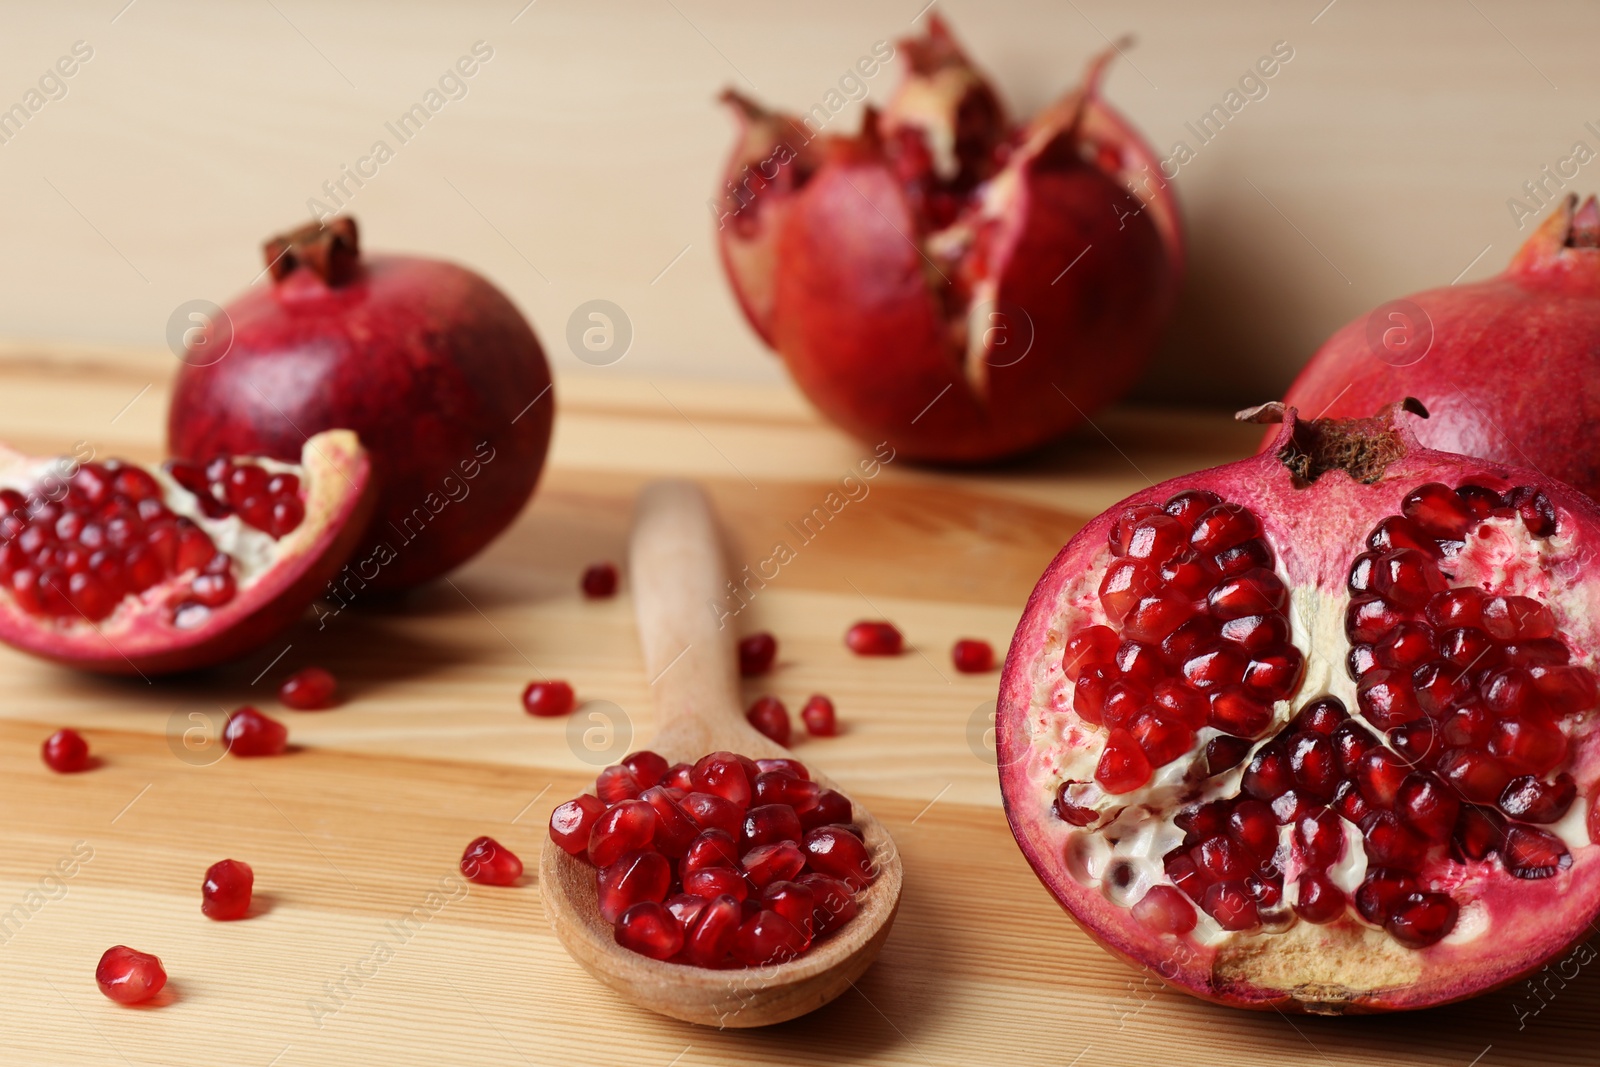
[0,430,373,675]
[998,401,1600,1012]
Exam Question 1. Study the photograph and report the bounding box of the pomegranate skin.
[1276,196,1600,499]
[169,218,553,591]
[998,402,1600,1012]
[716,18,1182,464]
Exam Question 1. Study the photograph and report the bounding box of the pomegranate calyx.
[1569,194,1600,249]
[264,216,361,286]
[1240,398,1429,487]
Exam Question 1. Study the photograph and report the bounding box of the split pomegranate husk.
[1277,195,1600,504]
[997,400,1600,1012]
[549,749,872,968]
[168,217,553,591]
[715,16,1182,463]
[0,432,372,675]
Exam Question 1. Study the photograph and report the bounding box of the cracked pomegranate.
[998,400,1600,1012]
[716,16,1181,462]
[201,859,254,921]
[42,728,89,773]
[168,217,553,591]
[1278,195,1600,507]
[96,946,166,1005]
[549,749,873,967]
[0,433,372,674]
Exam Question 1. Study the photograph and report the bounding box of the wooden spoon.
[539,480,902,1027]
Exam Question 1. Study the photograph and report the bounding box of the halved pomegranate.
[0,431,372,675]
[997,400,1600,1012]
[715,16,1182,463]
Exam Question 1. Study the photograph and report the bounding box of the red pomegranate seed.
[1063,626,1118,679]
[1213,539,1274,578]
[1287,733,1339,799]
[1129,711,1192,767]
[588,799,658,867]
[201,859,255,920]
[278,666,338,710]
[682,829,742,874]
[1529,664,1598,713]
[662,761,695,790]
[581,562,618,598]
[1356,670,1423,729]
[1162,488,1222,526]
[1202,735,1252,777]
[522,680,575,717]
[461,836,523,886]
[1121,591,1193,643]
[1438,748,1513,803]
[1241,744,1292,801]
[1122,514,1189,562]
[1294,808,1344,868]
[639,786,699,858]
[1293,872,1346,924]
[1201,881,1260,931]
[614,900,684,960]
[1219,613,1288,655]
[1499,773,1576,823]
[680,791,743,838]
[803,826,872,890]
[1109,503,1164,554]
[797,789,853,832]
[1482,596,1556,641]
[1396,773,1459,843]
[738,632,777,677]
[1207,687,1272,737]
[755,771,821,809]
[1401,483,1474,539]
[1376,623,1436,670]
[1189,504,1260,555]
[1094,728,1152,793]
[621,750,669,789]
[1362,811,1427,870]
[845,620,903,656]
[1181,646,1246,690]
[96,946,167,1005]
[682,866,750,902]
[1505,485,1556,537]
[742,841,806,889]
[799,694,838,737]
[1355,748,1408,808]
[741,804,803,849]
[1347,595,1406,644]
[548,794,607,855]
[680,893,742,966]
[798,872,859,936]
[1453,805,1509,862]
[596,849,671,922]
[732,909,809,965]
[1131,884,1197,934]
[762,879,817,940]
[1502,824,1572,879]
[1356,868,1418,924]
[1426,588,1486,629]
[1227,800,1278,861]
[224,706,287,757]
[746,696,791,745]
[1102,678,1150,729]
[691,751,753,807]
[952,638,995,673]
[42,728,90,773]
[1385,891,1458,947]
[1372,548,1445,610]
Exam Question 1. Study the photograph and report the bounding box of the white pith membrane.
[0,455,299,631]
[1016,490,1598,958]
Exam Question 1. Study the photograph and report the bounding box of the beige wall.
[0,0,1594,406]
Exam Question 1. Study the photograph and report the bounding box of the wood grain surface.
[0,344,1593,1066]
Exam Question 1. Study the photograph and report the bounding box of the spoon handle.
[629,480,744,754]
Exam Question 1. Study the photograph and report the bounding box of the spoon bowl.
[540,480,902,1027]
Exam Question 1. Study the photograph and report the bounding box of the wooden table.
[0,343,1588,1066]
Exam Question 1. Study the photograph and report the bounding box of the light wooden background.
[0,343,1596,1065]
[1,0,1597,405]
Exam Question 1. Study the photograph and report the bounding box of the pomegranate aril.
[1502,824,1572,879]
[1505,485,1556,537]
[1161,551,1217,599]
[1373,548,1445,610]
[1427,588,1486,630]
[96,945,167,1005]
[1130,711,1192,767]
[596,849,671,922]
[1241,744,1292,802]
[682,828,742,874]
[42,728,90,773]
[1452,805,1509,862]
[588,799,658,867]
[1208,686,1272,737]
[691,752,753,808]
[621,750,670,790]
[683,866,750,902]
[1201,881,1260,931]
[732,909,809,966]
[798,789,853,831]
[680,893,742,966]
[1355,748,1408,808]
[581,561,618,598]
[1193,834,1251,882]
[1292,697,1348,737]
[1438,747,1513,804]
[1438,627,1496,670]
[1456,484,1504,518]
[1151,680,1206,729]
[1098,558,1156,622]
[1500,773,1576,823]
[1244,649,1304,701]
[1181,646,1245,690]
[1386,892,1458,947]
[1367,515,1440,556]
[1101,679,1149,729]
[1202,734,1253,776]
[742,841,806,889]
[1287,733,1339,800]
[738,632,777,677]
[746,696,791,745]
[1121,591,1192,643]
[798,873,859,936]
[1190,504,1260,555]
[1122,514,1188,563]
[1294,807,1344,868]
[549,794,606,856]
[741,803,803,850]
[1347,595,1406,644]
[225,706,287,757]
[1396,773,1459,843]
[1355,868,1418,925]
[1207,569,1287,620]
[755,771,820,810]
[1442,705,1493,747]
[615,900,685,960]
[596,765,643,804]
[1482,596,1555,642]
[1094,728,1152,793]
[1227,800,1278,861]
[803,825,873,890]
[1293,872,1346,924]
[952,637,995,673]
[845,620,902,655]
[279,666,338,710]
[461,835,523,886]
[1063,626,1118,680]
[1529,664,1598,714]
[1219,613,1289,655]
[522,680,575,717]
[639,786,699,858]
[1402,483,1474,539]
[1163,488,1222,527]
[800,694,838,737]
[1489,718,1566,775]
[1333,720,1378,774]
[1213,538,1274,579]
[1053,781,1097,826]
[1357,670,1423,729]
[201,858,255,920]
[1131,884,1197,934]
[679,791,743,839]
[762,879,817,940]
[1362,811,1427,870]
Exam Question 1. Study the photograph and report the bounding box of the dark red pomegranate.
[0,432,372,674]
[168,217,553,591]
[716,16,1182,462]
[998,400,1600,1011]
[1277,195,1600,502]
[548,749,874,967]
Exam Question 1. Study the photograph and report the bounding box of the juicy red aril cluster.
[1065,490,1302,794]
[1343,484,1590,871]
[165,457,304,538]
[0,460,249,624]
[549,750,872,967]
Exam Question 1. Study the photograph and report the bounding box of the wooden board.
[0,343,1591,1066]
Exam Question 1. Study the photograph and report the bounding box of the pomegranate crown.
[1239,397,1429,487]
[264,216,361,286]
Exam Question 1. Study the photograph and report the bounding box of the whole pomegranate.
[169,217,553,590]
[715,17,1182,463]
[997,399,1600,1012]
[1277,195,1600,500]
